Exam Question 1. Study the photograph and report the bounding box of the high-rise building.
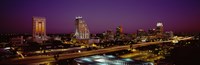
[156,22,164,36]
[32,16,47,43]
[115,26,123,40]
[74,16,90,39]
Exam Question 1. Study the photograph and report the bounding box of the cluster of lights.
[74,55,154,65]
[156,22,163,27]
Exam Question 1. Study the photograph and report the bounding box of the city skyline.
[1,0,200,34]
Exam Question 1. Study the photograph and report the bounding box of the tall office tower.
[115,26,123,40]
[32,16,47,43]
[156,22,164,37]
[74,16,90,39]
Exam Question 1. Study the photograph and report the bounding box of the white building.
[74,16,90,39]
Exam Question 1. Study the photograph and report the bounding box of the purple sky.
[0,0,200,34]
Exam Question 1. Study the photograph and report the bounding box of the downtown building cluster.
[0,16,174,48]
[0,16,195,65]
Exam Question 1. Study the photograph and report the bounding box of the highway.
[0,37,192,65]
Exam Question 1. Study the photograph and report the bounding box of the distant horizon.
[1,0,200,33]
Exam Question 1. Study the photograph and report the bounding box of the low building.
[10,36,24,46]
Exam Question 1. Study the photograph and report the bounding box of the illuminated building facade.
[137,29,147,37]
[115,26,123,40]
[103,30,115,41]
[74,16,90,40]
[148,28,156,36]
[156,22,164,37]
[32,16,47,43]
[165,31,174,39]
[136,29,148,42]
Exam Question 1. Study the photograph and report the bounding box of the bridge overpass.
[0,37,192,65]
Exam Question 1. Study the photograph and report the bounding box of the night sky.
[0,0,200,34]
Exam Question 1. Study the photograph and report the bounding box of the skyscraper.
[156,22,164,37]
[74,16,90,40]
[32,16,47,43]
[115,26,123,40]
